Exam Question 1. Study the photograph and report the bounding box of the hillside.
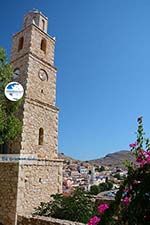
[58,152,80,163]
[59,150,136,169]
[84,150,136,168]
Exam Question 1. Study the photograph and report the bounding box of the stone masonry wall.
[11,26,32,63]
[17,215,84,225]
[21,100,58,159]
[16,160,63,216]
[11,25,55,67]
[0,162,19,225]
[26,54,57,107]
[30,25,55,66]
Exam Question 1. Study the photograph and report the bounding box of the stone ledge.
[25,98,59,112]
[19,158,64,166]
[12,23,55,43]
[17,215,84,225]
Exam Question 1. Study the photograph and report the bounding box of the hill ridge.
[59,150,135,169]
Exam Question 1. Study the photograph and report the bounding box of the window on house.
[18,37,24,51]
[42,19,45,31]
[40,39,46,53]
[39,128,44,145]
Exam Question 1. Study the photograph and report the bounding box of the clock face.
[13,68,20,79]
[38,69,48,81]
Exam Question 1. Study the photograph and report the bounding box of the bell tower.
[11,10,58,159]
[0,10,63,225]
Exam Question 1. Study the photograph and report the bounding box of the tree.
[99,166,105,172]
[0,48,22,148]
[34,188,96,224]
[98,182,113,192]
[106,181,113,190]
[90,185,100,195]
[113,173,121,180]
[89,181,113,195]
[95,166,105,172]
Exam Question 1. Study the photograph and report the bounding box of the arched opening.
[33,16,38,26]
[13,68,20,79]
[24,17,28,28]
[40,39,46,53]
[18,37,24,51]
[39,128,44,145]
[42,19,45,31]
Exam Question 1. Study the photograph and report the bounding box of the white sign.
[4,82,24,101]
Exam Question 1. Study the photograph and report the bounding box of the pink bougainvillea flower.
[147,151,150,156]
[122,196,131,205]
[136,156,142,163]
[129,142,137,148]
[88,216,101,225]
[98,203,109,214]
[125,186,130,192]
[136,150,150,166]
[147,156,150,162]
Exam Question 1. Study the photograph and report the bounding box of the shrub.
[99,182,113,192]
[90,185,100,195]
[95,166,105,172]
[113,174,121,180]
[90,181,113,195]
[34,188,96,223]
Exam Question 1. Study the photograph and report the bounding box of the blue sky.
[1,1,150,160]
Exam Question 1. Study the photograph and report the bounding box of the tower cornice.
[25,97,59,112]
[11,51,57,73]
[12,23,55,43]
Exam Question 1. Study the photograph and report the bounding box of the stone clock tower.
[11,10,59,159]
[0,10,63,225]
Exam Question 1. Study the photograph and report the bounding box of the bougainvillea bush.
[88,117,150,225]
